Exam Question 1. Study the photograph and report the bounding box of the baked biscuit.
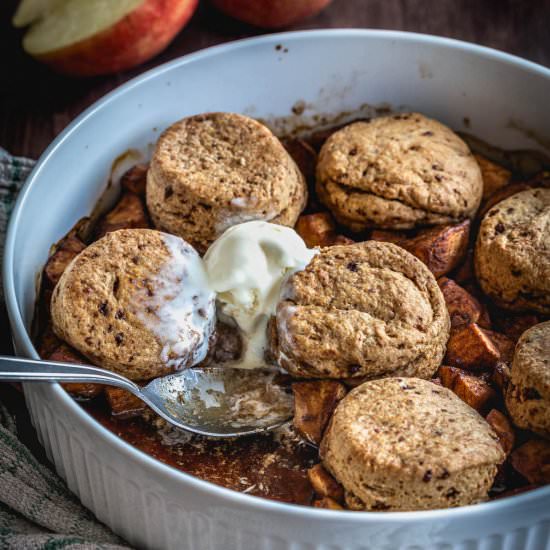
[270,241,450,379]
[316,113,483,231]
[51,229,215,381]
[475,187,550,313]
[147,112,307,252]
[505,321,550,438]
[320,377,505,511]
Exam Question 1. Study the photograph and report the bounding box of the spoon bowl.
[0,356,293,437]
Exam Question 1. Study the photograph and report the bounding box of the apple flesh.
[17,0,198,76]
[12,0,67,27]
[211,0,333,28]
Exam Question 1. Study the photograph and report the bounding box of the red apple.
[14,0,199,76]
[211,0,333,29]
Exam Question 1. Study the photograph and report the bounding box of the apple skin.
[34,0,199,76]
[211,0,332,28]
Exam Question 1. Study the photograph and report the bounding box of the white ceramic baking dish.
[4,30,550,550]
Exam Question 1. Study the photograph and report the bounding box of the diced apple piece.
[444,323,500,371]
[105,386,146,419]
[437,366,496,412]
[20,0,199,76]
[307,463,344,502]
[510,439,550,484]
[292,380,347,445]
[282,138,317,183]
[486,409,515,455]
[474,154,512,200]
[453,249,475,285]
[480,329,515,364]
[453,375,497,413]
[401,220,470,278]
[312,496,344,510]
[369,229,407,245]
[296,212,335,247]
[120,163,148,195]
[44,234,86,288]
[295,213,353,248]
[95,191,149,239]
[438,277,484,330]
[49,344,103,399]
[437,365,463,389]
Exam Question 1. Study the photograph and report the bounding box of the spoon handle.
[0,355,140,394]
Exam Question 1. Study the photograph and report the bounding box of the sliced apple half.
[16,0,198,76]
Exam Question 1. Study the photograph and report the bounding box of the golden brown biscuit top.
[322,377,504,477]
[281,241,436,328]
[479,187,549,265]
[317,113,482,218]
[272,241,450,379]
[50,229,215,380]
[150,112,298,206]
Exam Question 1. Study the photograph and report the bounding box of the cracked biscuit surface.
[269,241,450,379]
[475,187,550,313]
[146,112,307,253]
[316,113,483,231]
[320,377,505,511]
[51,229,215,381]
[505,321,550,438]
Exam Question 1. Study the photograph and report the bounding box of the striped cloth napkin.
[0,149,130,549]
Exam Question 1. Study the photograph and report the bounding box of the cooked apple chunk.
[401,220,470,278]
[292,380,347,445]
[313,496,344,510]
[444,323,500,371]
[295,212,353,248]
[105,386,146,419]
[486,409,515,455]
[474,154,511,200]
[95,191,149,239]
[438,366,496,412]
[510,439,550,484]
[44,234,86,289]
[438,277,486,330]
[49,343,103,400]
[120,163,148,195]
[307,463,344,502]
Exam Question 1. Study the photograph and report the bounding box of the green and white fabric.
[0,150,130,549]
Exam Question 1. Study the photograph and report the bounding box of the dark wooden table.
[0,0,549,458]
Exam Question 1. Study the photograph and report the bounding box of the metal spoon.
[0,356,293,438]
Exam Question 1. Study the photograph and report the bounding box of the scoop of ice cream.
[204,221,317,368]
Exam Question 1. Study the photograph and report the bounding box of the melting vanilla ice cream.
[204,221,317,369]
